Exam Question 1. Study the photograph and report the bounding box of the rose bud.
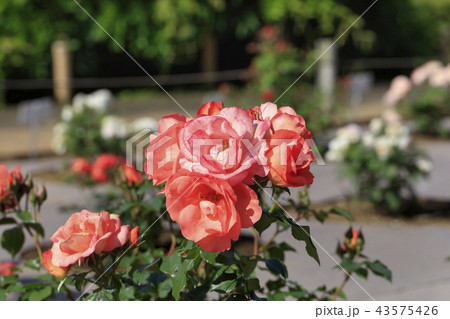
[42,250,69,279]
[129,226,140,248]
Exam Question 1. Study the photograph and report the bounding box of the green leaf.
[24,223,45,237]
[158,279,172,299]
[253,211,275,235]
[17,211,34,223]
[119,286,135,300]
[291,225,320,264]
[340,258,361,271]
[0,289,6,301]
[211,272,238,293]
[330,207,354,221]
[160,253,182,274]
[24,258,41,271]
[149,195,164,211]
[367,260,392,282]
[200,249,219,265]
[247,278,260,292]
[0,217,16,225]
[28,286,52,301]
[1,226,25,258]
[216,250,238,265]
[171,260,193,300]
[132,270,149,285]
[240,257,257,276]
[264,258,287,278]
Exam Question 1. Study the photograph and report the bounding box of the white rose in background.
[52,122,68,155]
[369,118,383,134]
[72,89,114,114]
[61,105,73,122]
[129,117,158,134]
[101,115,128,140]
[416,158,433,173]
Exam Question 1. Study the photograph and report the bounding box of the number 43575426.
[376,306,438,316]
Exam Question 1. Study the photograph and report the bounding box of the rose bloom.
[91,154,122,182]
[122,165,143,186]
[42,250,68,278]
[0,164,22,207]
[249,103,315,187]
[0,261,16,276]
[164,170,262,252]
[49,210,130,268]
[145,113,188,186]
[70,157,91,175]
[178,107,270,186]
[197,101,222,117]
[266,129,315,187]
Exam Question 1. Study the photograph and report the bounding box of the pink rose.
[91,154,122,183]
[50,210,130,267]
[42,250,68,278]
[178,107,270,186]
[266,129,315,187]
[71,157,91,175]
[197,101,223,117]
[0,261,16,276]
[122,165,143,186]
[164,170,261,252]
[145,114,187,186]
[249,103,315,187]
[0,165,22,209]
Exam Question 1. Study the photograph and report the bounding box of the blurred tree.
[0,0,448,103]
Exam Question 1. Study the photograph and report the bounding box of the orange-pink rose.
[164,170,262,252]
[266,129,315,187]
[178,107,270,186]
[42,250,69,278]
[0,164,22,208]
[197,101,223,117]
[122,165,143,186]
[91,154,122,182]
[71,157,91,175]
[249,103,315,187]
[49,210,130,268]
[0,261,16,276]
[145,114,187,186]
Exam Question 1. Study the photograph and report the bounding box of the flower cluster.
[326,115,431,213]
[145,101,315,252]
[71,154,143,185]
[326,117,416,163]
[383,60,450,107]
[52,89,158,156]
[42,210,135,278]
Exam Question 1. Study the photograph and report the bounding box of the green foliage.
[405,87,450,137]
[327,119,432,215]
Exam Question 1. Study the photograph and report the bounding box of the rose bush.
[0,101,391,301]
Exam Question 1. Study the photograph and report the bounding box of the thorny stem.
[331,251,361,301]
[168,222,176,255]
[23,223,43,264]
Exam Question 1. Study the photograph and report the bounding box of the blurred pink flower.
[383,75,412,107]
[411,60,443,85]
